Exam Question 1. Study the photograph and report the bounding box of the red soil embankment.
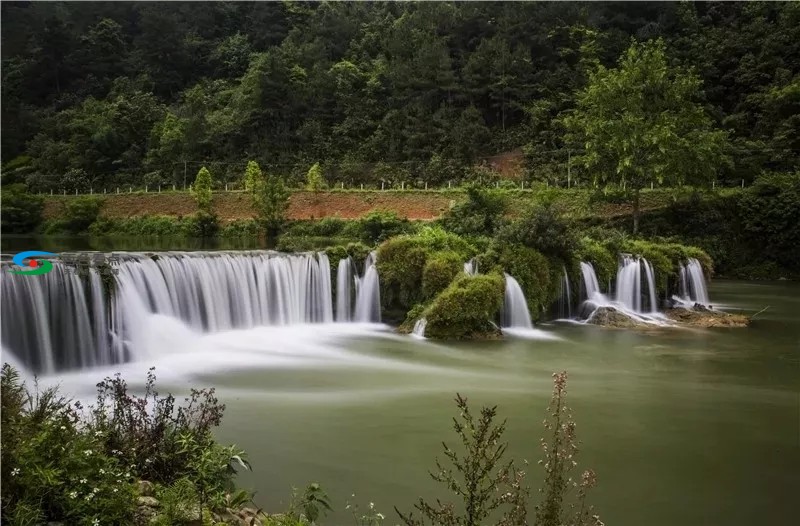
[42,191,460,222]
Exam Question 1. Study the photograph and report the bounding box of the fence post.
[425,182,428,190]
[173,184,176,191]
[116,187,119,194]
[341,182,344,189]
[50,189,53,195]
[145,185,148,193]
[158,185,161,193]
[90,187,93,195]
[521,181,524,190]
[104,188,107,194]
[381,182,384,191]
[651,182,653,190]
[75,189,78,196]
[712,180,715,190]
[360,183,363,190]
[129,187,132,193]
[63,189,66,195]
[225,183,228,191]
[741,179,744,188]
[448,181,451,189]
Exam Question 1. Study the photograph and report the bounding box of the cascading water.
[580,262,603,300]
[502,274,533,329]
[464,258,478,275]
[557,266,572,319]
[2,251,343,374]
[678,258,710,306]
[412,318,427,338]
[615,256,657,313]
[336,257,354,322]
[354,251,381,322]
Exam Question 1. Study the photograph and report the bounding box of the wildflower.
[92,518,99,526]
[377,513,385,520]
[345,504,351,510]
[94,430,103,437]
[369,502,374,510]
[69,491,78,499]
[84,449,93,456]
[60,425,66,430]
[92,487,99,494]
[80,478,88,484]
[11,468,20,476]
[113,488,118,493]
[99,469,106,475]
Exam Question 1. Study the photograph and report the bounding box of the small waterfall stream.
[336,257,354,322]
[678,258,710,305]
[502,274,533,329]
[615,256,658,313]
[354,251,381,322]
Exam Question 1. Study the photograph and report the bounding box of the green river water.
[205,280,798,526]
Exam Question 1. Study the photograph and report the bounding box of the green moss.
[422,251,463,300]
[575,237,616,286]
[423,273,505,339]
[496,245,553,321]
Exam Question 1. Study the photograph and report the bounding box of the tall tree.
[564,39,728,233]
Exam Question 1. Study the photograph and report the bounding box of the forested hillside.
[2,1,798,191]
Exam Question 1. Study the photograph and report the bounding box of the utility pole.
[183,161,188,190]
[567,150,571,189]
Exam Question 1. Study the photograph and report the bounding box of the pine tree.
[191,166,213,212]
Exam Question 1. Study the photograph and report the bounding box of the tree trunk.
[632,187,640,235]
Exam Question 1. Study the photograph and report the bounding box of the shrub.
[220,219,261,238]
[187,211,220,238]
[191,166,214,212]
[423,273,505,339]
[1,364,137,524]
[1,183,44,233]
[306,162,326,191]
[255,174,291,235]
[575,237,617,287]
[422,251,463,300]
[396,393,527,526]
[439,185,509,237]
[64,196,104,234]
[497,202,578,262]
[358,210,413,245]
[243,160,264,194]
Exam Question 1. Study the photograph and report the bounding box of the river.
[18,277,797,525]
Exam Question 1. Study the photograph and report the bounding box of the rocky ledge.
[586,307,661,329]
[664,305,750,328]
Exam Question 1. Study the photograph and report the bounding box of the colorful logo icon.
[7,251,56,275]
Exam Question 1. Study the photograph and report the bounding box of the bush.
[187,211,220,238]
[497,202,578,262]
[1,183,44,233]
[220,219,261,238]
[439,185,509,237]
[575,237,617,287]
[1,364,137,524]
[64,196,104,234]
[422,251,463,300]
[358,210,413,245]
[423,273,505,339]
[191,166,214,212]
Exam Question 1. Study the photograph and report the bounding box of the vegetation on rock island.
[2,364,599,526]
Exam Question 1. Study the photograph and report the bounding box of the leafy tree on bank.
[255,174,291,236]
[305,162,326,191]
[243,160,263,194]
[563,39,728,233]
[191,166,213,212]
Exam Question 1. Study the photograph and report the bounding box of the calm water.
[24,280,799,525]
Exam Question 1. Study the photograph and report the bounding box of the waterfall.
[558,266,572,318]
[615,256,658,313]
[502,274,533,328]
[464,258,478,275]
[580,262,602,300]
[2,251,339,374]
[412,318,427,338]
[336,258,353,321]
[678,258,710,306]
[354,251,381,322]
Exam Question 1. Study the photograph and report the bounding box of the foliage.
[358,210,413,245]
[1,183,44,233]
[191,166,214,212]
[306,163,326,192]
[575,238,616,288]
[376,228,476,316]
[422,251,464,300]
[396,393,527,526]
[534,372,602,526]
[1,364,137,525]
[152,478,200,526]
[64,196,104,234]
[564,38,728,233]
[244,160,264,194]
[440,185,509,237]
[737,172,800,269]
[497,202,578,263]
[498,245,555,321]
[255,174,291,234]
[188,211,220,238]
[423,273,505,339]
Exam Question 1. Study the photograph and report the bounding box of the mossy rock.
[422,251,463,299]
[496,245,553,321]
[423,273,505,339]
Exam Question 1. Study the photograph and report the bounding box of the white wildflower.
[84,449,93,456]
[369,502,374,510]
[80,478,88,484]
[69,491,78,499]
[377,513,385,520]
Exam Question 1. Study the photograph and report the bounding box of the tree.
[563,38,728,233]
[243,160,263,194]
[191,166,213,212]
[305,162,325,191]
[254,174,290,235]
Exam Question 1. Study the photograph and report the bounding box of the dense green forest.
[2,1,798,191]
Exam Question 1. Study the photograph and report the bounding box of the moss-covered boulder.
[423,273,505,339]
[376,227,476,318]
[422,251,463,299]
